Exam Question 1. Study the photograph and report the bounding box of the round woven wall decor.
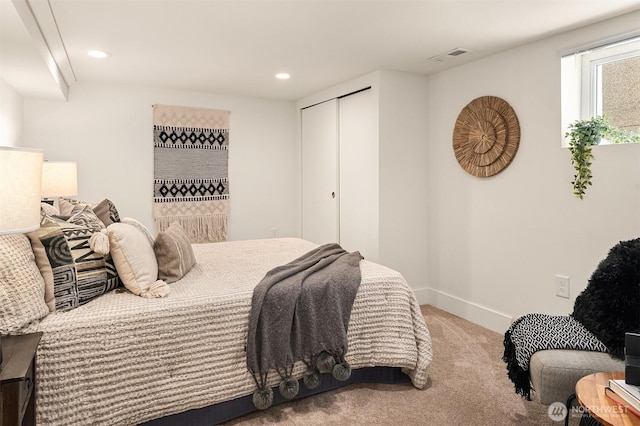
[452,96,520,178]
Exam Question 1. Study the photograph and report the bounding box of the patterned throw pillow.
[0,234,50,333]
[29,207,121,312]
[40,201,59,216]
[59,197,121,227]
[154,222,197,283]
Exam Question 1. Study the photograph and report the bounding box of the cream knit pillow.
[0,234,49,333]
[107,223,169,298]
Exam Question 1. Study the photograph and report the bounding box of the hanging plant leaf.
[565,116,639,199]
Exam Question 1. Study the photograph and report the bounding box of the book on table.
[605,386,640,417]
[628,332,640,386]
[608,379,640,413]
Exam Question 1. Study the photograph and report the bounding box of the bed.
[32,237,432,425]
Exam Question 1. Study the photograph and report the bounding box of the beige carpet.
[222,305,559,425]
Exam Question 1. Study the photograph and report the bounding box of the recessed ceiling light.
[88,50,110,58]
[275,73,290,80]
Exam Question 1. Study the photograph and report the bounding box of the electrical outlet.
[555,275,570,298]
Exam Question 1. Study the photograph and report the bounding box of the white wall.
[424,10,640,332]
[378,70,430,296]
[298,70,432,295]
[0,77,23,147]
[23,82,299,240]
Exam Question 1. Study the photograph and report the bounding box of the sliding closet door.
[301,99,339,245]
[339,89,379,262]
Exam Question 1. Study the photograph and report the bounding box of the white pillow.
[120,217,154,247]
[107,223,169,298]
[0,234,49,333]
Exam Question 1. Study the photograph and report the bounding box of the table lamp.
[0,147,44,368]
[41,161,78,206]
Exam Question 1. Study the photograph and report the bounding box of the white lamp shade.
[41,161,78,197]
[0,147,44,234]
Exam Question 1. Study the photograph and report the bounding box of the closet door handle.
[331,192,335,199]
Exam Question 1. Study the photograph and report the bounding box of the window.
[561,34,640,145]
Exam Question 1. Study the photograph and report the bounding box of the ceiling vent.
[427,48,474,62]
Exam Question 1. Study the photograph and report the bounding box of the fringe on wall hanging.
[153,104,230,243]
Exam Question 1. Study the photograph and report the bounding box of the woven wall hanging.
[152,104,229,243]
[452,96,520,178]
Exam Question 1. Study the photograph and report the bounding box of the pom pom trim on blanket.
[245,243,363,409]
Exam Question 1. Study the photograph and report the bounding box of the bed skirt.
[140,366,409,426]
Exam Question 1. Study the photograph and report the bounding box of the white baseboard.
[415,287,512,334]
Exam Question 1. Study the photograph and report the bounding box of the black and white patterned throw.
[502,313,607,400]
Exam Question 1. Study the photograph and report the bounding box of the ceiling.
[1,0,639,101]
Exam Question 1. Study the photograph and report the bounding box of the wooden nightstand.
[0,333,42,426]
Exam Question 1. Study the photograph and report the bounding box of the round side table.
[575,371,640,426]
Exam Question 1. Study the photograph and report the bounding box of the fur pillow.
[572,238,640,359]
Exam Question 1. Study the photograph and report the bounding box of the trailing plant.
[565,116,640,199]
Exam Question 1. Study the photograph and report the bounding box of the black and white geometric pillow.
[32,208,121,312]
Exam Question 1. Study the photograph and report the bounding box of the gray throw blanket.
[246,243,363,409]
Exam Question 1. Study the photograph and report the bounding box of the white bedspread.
[35,238,432,425]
